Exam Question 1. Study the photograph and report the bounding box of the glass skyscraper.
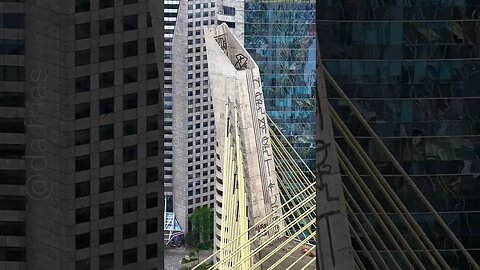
[318,1,480,268]
[244,0,317,172]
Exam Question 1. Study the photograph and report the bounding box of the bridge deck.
[259,238,316,270]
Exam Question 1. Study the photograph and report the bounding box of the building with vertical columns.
[162,0,180,217]
[169,0,235,233]
[0,0,164,269]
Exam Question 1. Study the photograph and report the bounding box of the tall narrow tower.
[204,23,283,261]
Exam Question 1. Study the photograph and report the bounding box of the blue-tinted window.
[0,13,24,28]
[223,6,235,15]
[0,39,24,55]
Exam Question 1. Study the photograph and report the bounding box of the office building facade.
[169,0,219,232]
[317,1,480,268]
[0,0,164,269]
[244,0,317,172]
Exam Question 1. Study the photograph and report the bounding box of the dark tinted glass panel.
[75,155,90,171]
[123,197,137,213]
[99,18,114,35]
[122,171,137,188]
[223,6,235,15]
[0,14,25,28]
[0,92,24,107]
[146,218,157,234]
[0,118,24,133]
[123,222,137,239]
[218,20,234,28]
[99,227,114,244]
[75,207,90,224]
[146,141,158,157]
[0,247,25,261]
[124,0,137,4]
[147,13,152,27]
[99,176,114,193]
[75,76,90,92]
[75,23,90,39]
[146,192,158,208]
[75,0,90,12]
[123,145,137,162]
[123,15,138,31]
[75,129,90,145]
[146,167,158,183]
[123,93,137,110]
[123,41,138,57]
[99,45,114,62]
[75,49,90,66]
[146,64,158,79]
[123,120,137,136]
[99,71,114,88]
[146,243,157,259]
[0,195,24,210]
[146,90,159,105]
[99,0,114,9]
[99,150,114,166]
[99,98,114,114]
[75,232,90,249]
[0,39,25,54]
[0,221,25,236]
[146,116,158,131]
[0,169,25,185]
[99,202,114,218]
[123,248,137,265]
[99,124,114,141]
[147,38,155,53]
[75,258,90,270]
[99,253,114,270]
[0,66,25,81]
[123,67,137,83]
[75,103,90,119]
[75,181,90,198]
[0,144,24,159]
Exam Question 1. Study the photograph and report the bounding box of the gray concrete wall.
[315,40,355,270]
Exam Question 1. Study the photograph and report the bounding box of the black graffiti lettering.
[270,193,278,204]
[268,182,275,192]
[255,92,265,114]
[261,136,272,158]
[317,210,341,268]
[316,139,332,175]
[258,117,267,134]
[234,53,248,69]
[316,90,325,130]
[253,78,261,88]
[261,135,270,147]
[214,34,228,56]
[316,139,339,202]
[264,158,273,176]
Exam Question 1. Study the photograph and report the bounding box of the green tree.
[190,207,214,249]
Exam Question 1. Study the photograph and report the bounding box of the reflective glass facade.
[318,1,480,268]
[244,0,316,171]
